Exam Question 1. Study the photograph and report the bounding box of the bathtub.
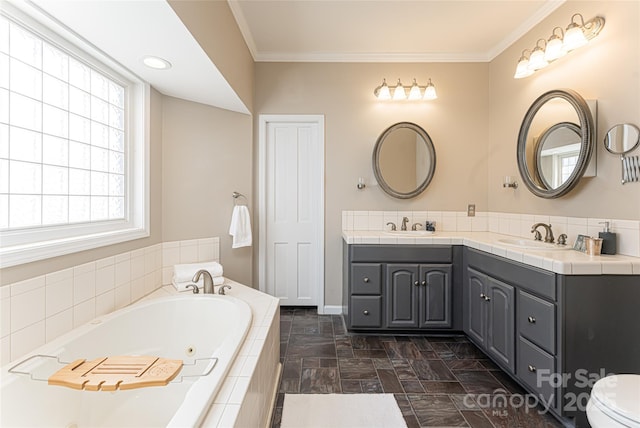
[0,294,252,427]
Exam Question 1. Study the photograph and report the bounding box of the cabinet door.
[465,268,486,346]
[419,264,452,328]
[386,264,419,328]
[486,277,515,372]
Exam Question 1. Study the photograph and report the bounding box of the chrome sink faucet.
[192,269,215,294]
[531,223,555,243]
[401,217,409,231]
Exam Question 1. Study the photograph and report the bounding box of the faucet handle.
[185,283,199,294]
[411,223,423,231]
[386,222,396,231]
[557,234,567,245]
[532,229,542,241]
[218,284,232,295]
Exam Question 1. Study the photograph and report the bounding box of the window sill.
[0,227,150,269]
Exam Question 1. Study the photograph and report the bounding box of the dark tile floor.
[271,307,564,428]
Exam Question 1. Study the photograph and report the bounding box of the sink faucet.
[531,223,555,243]
[401,217,409,231]
[192,269,215,294]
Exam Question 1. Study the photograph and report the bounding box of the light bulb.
[393,79,407,100]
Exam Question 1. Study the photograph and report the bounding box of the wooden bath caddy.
[48,356,183,391]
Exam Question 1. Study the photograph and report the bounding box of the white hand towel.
[173,262,223,283]
[229,205,252,248]
[172,276,225,293]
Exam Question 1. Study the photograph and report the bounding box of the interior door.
[259,115,324,307]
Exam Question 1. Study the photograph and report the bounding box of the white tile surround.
[342,210,640,258]
[1,236,281,428]
[1,237,220,367]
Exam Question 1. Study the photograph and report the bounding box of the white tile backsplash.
[0,237,216,367]
[342,210,640,258]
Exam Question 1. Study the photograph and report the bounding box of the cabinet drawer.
[518,291,555,354]
[351,264,382,295]
[517,337,556,406]
[350,296,383,328]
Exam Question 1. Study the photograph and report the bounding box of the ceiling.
[229,0,565,62]
[15,0,565,113]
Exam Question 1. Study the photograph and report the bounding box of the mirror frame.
[372,122,436,199]
[517,89,595,199]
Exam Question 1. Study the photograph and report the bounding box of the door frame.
[258,114,325,313]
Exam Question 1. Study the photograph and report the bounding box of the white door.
[259,115,324,309]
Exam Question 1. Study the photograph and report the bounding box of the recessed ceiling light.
[142,56,172,70]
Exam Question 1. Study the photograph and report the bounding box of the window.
[0,5,149,268]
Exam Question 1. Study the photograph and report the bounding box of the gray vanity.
[342,240,640,427]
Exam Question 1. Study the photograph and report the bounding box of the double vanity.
[342,230,640,427]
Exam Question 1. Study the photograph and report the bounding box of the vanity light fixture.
[513,13,604,79]
[142,55,172,70]
[374,77,437,101]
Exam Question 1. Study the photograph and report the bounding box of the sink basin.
[496,238,569,251]
[383,230,435,237]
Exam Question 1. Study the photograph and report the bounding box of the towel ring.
[232,191,248,206]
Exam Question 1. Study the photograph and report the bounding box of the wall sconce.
[374,78,437,101]
[356,177,366,190]
[503,176,518,189]
[514,13,605,79]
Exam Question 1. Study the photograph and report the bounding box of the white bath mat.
[281,393,407,428]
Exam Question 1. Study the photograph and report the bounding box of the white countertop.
[342,230,640,275]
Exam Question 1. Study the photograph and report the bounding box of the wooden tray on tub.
[48,355,183,391]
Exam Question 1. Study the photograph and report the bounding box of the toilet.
[586,374,640,428]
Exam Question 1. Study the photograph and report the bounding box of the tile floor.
[271,307,564,428]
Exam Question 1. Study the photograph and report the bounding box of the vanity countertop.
[342,230,640,275]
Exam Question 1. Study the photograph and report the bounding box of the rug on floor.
[280,393,408,428]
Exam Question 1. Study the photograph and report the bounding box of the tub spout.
[192,270,215,294]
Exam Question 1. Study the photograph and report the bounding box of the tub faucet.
[531,223,555,243]
[401,217,409,231]
[192,270,215,294]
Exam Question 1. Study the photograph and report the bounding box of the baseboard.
[322,305,343,315]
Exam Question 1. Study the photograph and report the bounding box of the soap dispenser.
[598,221,617,255]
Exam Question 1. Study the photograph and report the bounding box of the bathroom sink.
[496,238,569,250]
[383,230,435,237]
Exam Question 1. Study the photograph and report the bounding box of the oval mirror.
[372,122,436,199]
[517,89,595,198]
[604,123,640,155]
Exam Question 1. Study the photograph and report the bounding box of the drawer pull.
[363,310,370,315]
[528,316,536,323]
[528,365,537,372]
[414,281,420,286]
[421,281,427,286]
[363,277,370,283]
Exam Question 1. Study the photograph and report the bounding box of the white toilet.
[586,374,640,428]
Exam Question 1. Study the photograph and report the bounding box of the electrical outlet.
[467,204,476,217]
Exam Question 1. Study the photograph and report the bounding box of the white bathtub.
[0,294,252,427]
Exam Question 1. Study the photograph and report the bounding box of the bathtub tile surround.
[1,237,221,367]
[342,210,640,258]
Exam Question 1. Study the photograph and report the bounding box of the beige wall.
[254,62,490,305]
[161,96,253,286]
[0,89,165,286]
[488,0,640,219]
[169,0,254,112]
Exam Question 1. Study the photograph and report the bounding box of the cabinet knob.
[528,316,536,323]
[484,295,491,301]
[528,365,537,372]
[363,277,370,283]
[421,281,427,286]
[363,310,370,316]
[479,293,486,299]
[414,281,420,286]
